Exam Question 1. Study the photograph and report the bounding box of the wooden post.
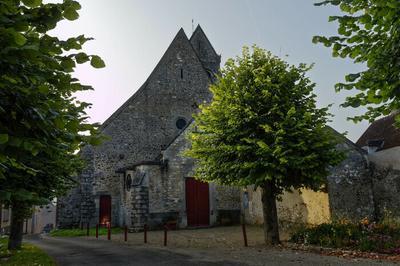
[144,224,147,243]
[242,223,248,247]
[95,224,98,239]
[124,226,128,242]
[107,223,111,240]
[164,224,168,246]
[86,222,89,236]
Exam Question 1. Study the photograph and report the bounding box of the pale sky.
[51,0,370,142]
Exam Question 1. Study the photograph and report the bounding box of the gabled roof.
[161,119,194,152]
[190,25,219,60]
[356,112,400,151]
[327,126,367,155]
[100,28,212,131]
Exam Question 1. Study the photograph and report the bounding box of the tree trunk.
[261,181,280,245]
[8,203,25,250]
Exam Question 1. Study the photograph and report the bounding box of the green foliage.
[50,227,124,237]
[0,0,105,210]
[0,237,55,265]
[186,46,344,193]
[314,0,400,124]
[291,219,400,254]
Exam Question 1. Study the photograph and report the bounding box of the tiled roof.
[356,112,400,151]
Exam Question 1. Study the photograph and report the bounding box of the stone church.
[57,26,241,229]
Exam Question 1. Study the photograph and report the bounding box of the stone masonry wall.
[57,145,96,228]
[371,166,400,219]
[156,124,241,227]
[327,141,375,221]
[57,27,220,228]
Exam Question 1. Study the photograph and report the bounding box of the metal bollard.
[96,224,99,239]
[124,226,128,242]
[107,223,111,240]
[144,224,147,243]
[164,224,168,246]
[242,223,248,247]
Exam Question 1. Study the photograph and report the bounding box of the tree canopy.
[313,0,400,123]
[0,0,104,249]
[186,46,344,244]
[187,46,342,194]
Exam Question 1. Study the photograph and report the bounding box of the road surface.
[26,235,395,266]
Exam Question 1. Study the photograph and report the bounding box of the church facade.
[57,26,241,229]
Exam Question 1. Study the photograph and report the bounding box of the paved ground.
[27,235,243,266]
[26,233,397,266]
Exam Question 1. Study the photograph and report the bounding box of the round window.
[176,118,187,129]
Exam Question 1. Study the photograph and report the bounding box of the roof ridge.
[100,28,191,131]
[189,24,219,59]
[162,119,194,152]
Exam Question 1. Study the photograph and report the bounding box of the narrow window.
[180,68,183,79]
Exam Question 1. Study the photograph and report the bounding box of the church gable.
[57,26,225,230]
[190,25,221,76]
[95,28,212,162]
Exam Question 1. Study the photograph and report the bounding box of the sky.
[51,0,370,142]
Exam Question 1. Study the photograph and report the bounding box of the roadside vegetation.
[50,227,124,237]
[290,217,400,254]
[0,0,104,250]
[186,46,343,245]
[0,236,55,265]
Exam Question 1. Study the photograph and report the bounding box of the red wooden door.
[186,178,209,227]
[99,195,111,226]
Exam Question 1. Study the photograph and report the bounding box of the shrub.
[290,218,400,254]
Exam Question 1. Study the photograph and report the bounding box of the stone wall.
[328,144,400,222]
[327,141,375,221]
[57,145,96,228]
[57,27,220,228]
[244,139,374,226]
[245,138,400,226]
[243,186,330,227]
[137,124,241,229]
[372,166,400,219]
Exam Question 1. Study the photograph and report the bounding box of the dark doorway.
[99,195,111,226]
[185,178,209,227]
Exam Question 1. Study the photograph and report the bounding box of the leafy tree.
[0,0,104,249]
[186,46,343,245]
[313,0,400,123]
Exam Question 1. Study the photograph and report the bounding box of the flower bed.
[290,218,400,254]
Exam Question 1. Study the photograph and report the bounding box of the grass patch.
[50,227,124,237]
[0,236,55,266]
[290,218,400,254]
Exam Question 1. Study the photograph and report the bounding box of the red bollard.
[86,222,90,236]
[242,223,248,247]
[107,223,111,240]
[96,224,99,239]
[144,224,147,244]
[164,224,168,246]
[124,226,128,242]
